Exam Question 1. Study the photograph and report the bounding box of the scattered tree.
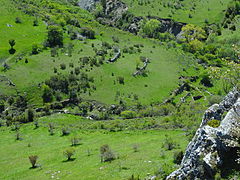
[63,148,75,161]
[29,155,38,168]
[100,144,116,162]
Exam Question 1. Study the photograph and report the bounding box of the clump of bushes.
[121,110,137,119]
[29,155,38,168]
[100,144,116,162]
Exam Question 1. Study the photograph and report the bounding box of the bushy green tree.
[8,39,16,54]
[181,24,206,43]
[47,25,63,47]
[142,19,161,38]
[26,108,35,122]
[63,148,75,161]
[42,84,53,103]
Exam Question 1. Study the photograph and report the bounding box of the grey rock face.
[77,0,99,10]
[167,88,240,180]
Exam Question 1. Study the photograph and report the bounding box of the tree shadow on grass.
[62,158,76,163]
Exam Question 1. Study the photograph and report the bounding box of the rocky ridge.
[167,88,240,179]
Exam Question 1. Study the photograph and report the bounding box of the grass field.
[122,0,232,25]
[0,114,188,180]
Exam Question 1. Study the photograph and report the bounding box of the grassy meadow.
[0,114,188,180]
[122,0,232,25]
[0,0,46,62]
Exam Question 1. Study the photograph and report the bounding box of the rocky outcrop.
[77,0,99,10]
[94,0,185,37]
[132,58,149,76]
[108,48,121,63]
[167,88,240,179]
[147,16,186,36]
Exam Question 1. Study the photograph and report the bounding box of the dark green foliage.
[33,19,39,26]
[15,17,22,24]
[0,101,5,113]
[15,95,27,109]
[47,25,63,47]
[26,108,35,122]
[29,155,38,168]
[117,76,124,84]
[8,39,16,54]
[80,27,95,39]
[60,63,66,70]
[200,74,213,87]
[42,85,53,103]
[32,44,40,54]
[173,150,184,164]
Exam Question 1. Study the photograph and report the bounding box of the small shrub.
[34,121,39,129]
[33,19,39,26]
[100,144,116,162]
[16,132,22,140]
[162,135,178,150]
[15,17,22,23]
[207,119,220,128]
[132,144,139,152]
[29,155,38,168]
[32,44,40,55]
[71,137,82,146]
[63,148,75,161]
[173,150,184,164]
[62,127,70,136]
[48,123,54,135]
[60,63,66,70]
[117,76,124,85]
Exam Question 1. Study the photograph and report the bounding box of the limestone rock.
[167,88,240,180]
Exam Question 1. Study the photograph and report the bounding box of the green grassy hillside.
[0,0,46,62]
[0,114,188,180]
